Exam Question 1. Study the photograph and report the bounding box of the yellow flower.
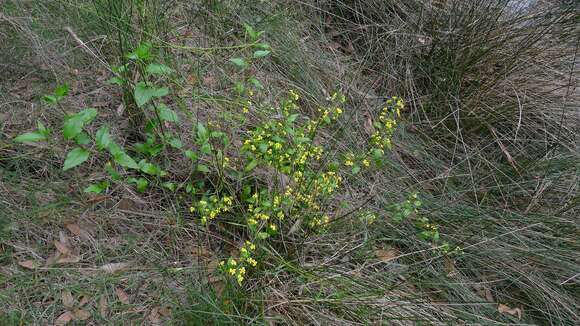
[362,159,370,167]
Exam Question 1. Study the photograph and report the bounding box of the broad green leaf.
[138,159,165,176]
[197,164,210,173]
[62,108,98,140]
[245,158,258,172]
[95,126,111,150]
[200,142,212,154]
[352,165,361,175]
[14,131,47,143]
[128,177,149,192]
[253,50,270,58]
[84,184,104,194]
[74,131,91,145]
[113,151,139,170]
[168,137,182,149]
[133,82,169,107]
[146,63,173,75]
[84,181,109,194]
[185,150,198,161]
[63,147,89,171]
[127,42,152,61]
[162,182,175,191]
[156,104,179,122]
[196,122,209,142]
[229,57,248,69]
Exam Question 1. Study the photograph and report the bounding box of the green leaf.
[84,181,109,194]
[127,42,152,61]
[14,131,47,143]
[133,82,169,108]
[245,158,258,172]
[37,121,50,136]
[146,63,173,75]
[162,182,175,191]
[168,137,182,149]
[113,151,139,170]
[257,232,270,240]
[104,162,121,181]
[352,165,361,174]
[138,159,165,176]
[156,104,179,122]
[248,77,263,89]
[243,23,258,40]
[254,43,270,50]
[196,122,209,142]
[229,57,248,69]
[253,50,270,58]
[129,177,149,192]
[95,126,111,150]
[197,164,210,173]
[287,113,299,123]
[74,131,91,145]
[62,108,98,140]
[107,77,126,85]
[200,142,212,154]
[54,83,69,98]
[63,147,89,171]
[42,95,58,105]
[185,150,198,161]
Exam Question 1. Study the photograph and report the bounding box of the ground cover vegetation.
[0,0,578,324]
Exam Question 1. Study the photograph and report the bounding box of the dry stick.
[64,26,110,71]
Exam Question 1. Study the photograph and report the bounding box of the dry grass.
[1,0,579,325]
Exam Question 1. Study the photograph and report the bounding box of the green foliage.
[133,82,169,108]
[63,147,89,171]
[62,108,97,140]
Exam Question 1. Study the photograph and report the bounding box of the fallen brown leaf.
[56,254,81,264]
[192,246,211,258]
[115,288,130,304]
[99,295,108,318]
[54,240,71,255]
[87,195,111,204]
[72,308,91,321]
[62,290,74,308]
[100,262,130,273]
[148,307,161,324]
[59,231,69,246]
[375,248,400,263]
[498,303,522,319]
[18,260,39,269]
[65,223,82,236]
[55,311,74,325]
[158,306,171,317]
[78,295,89,307]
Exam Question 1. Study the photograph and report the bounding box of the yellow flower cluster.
[246,191,284,234]
[219,241,257,285]
[190,195,233,224]
[370,96,404,151]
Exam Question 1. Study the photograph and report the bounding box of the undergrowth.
[1,0,578,325]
